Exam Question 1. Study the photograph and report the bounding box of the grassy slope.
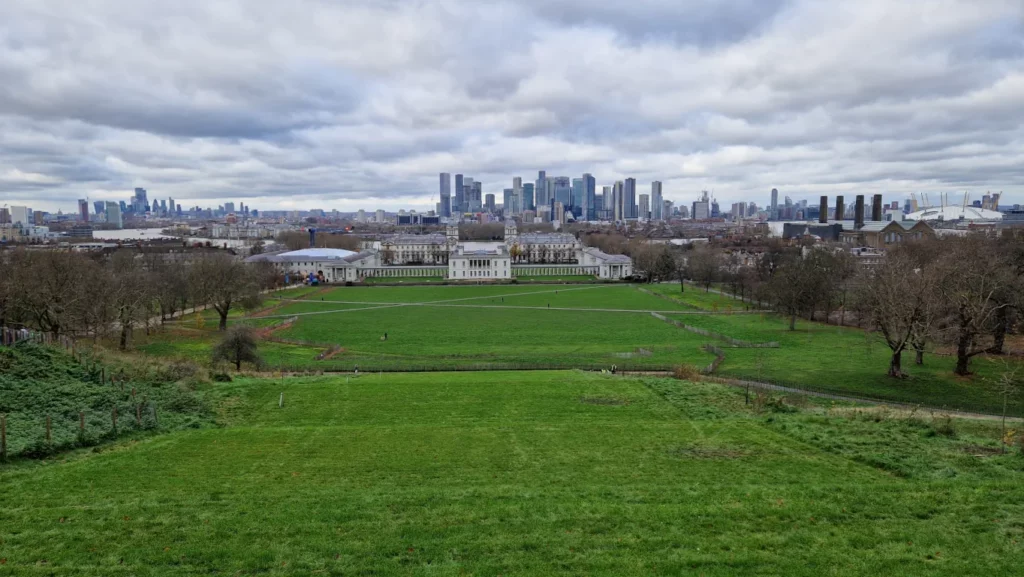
[0,344,211,458]
[1,371,1022,575]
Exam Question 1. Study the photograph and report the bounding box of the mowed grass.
[2,371,1023,576]
[678,312,1024,416]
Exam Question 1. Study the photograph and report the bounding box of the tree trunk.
[119,324,129,351]
[219,310,229,331]
[236,355,241,371]
[888,350,903,378]
[915,348,924,365]
[989,307,1008,355]
[954,331,972,376]
[789,314,796,331]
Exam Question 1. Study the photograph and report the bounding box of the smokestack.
[819,196,828,224]
[309,228,316,248]
[835,196,845,221]
[872,194,883,222]
[855,195,865,228]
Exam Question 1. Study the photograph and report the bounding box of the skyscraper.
[454,174,464,215]
[105,201,123,229]
[485,193,496,212]
[612,181,624,221]
[651,181,663,220]
[10,206,28,225]
[472,181,482,212]
[78,199,89,223]
[503,189,513,213]
[582,173,596,221]
[770,188,779,220]
[571,178,583,217]
[553,177,571,210]
[623,178,637,219]
[94,201,105,216]
[439,173,451,217]
[639,194,650,220]
[512,177,523,215]
[535,171,547,206]
[133,187,148,213]
[523,183,535,211]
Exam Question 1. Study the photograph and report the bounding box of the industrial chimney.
[835,196,845,221]
[819,196,828,224]
[855,195,865,228]
[872,194,883,222]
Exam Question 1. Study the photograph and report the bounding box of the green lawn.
[2,371,1023,575]
[133,284,1024,415]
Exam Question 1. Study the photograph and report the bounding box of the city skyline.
[1,1,1023,212]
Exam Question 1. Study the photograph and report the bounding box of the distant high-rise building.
[375,209,386,223]
[571,178,583,217]
[503,189,513,213]
[133,187,148,213]
[582,173,596,221]
[554,201,565,223]
[651,181,663,220]
[639,194,650,220]
[105,201,123,229]
[553,177,571,210]
[485,193,496,212]
[33,211,44,226]
[224,202,235,214]
[78,199,89,223]
[453,174,465,214]
[512,177,522,215]
[472,181,482,212]
[692,190,710,220]
[732,202,746,220]
[535,171,547,207]
[94,201,105,216]
[439,173,451,217]
[612,181,624,221]
[10,206,29,225]
[523,183,535,211]
[168,197,175,216]
[623,178,637,219]
[0,207,9,224]
[770,188,779,220]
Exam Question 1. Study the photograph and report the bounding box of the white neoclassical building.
[248,221,632,282]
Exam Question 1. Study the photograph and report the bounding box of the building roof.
[854,221,922,233]
[244,247,358,264]
[517,232,577,244]
[382,233,447,245]
[905,206,1003,221]
[582,246,632,264]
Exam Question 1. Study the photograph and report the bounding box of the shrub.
[673,364,702,381]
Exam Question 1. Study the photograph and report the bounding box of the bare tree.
[189,253,259,331]
[855,250,937,377]
[935,236,1015,376]
[110,251,153,350]
[687,246,721,292]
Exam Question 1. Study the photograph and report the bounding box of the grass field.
[2,371,1023,575]
[134,284,1024,415]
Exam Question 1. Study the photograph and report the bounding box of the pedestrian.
[384,331,388,341]
[547,303,550,308]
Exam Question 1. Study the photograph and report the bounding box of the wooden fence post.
[46,415,52,445]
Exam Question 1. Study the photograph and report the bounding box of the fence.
[1,327,74,349]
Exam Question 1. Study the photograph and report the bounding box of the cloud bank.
[1,0,1022,211]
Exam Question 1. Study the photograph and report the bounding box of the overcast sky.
[1,0,1022,213]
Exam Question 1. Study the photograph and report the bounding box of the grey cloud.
[0,0,1022,211]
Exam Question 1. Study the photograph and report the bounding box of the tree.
[110,251,153,350]
[189,253,260,331]
[687,246,721,292]
[249,240,265,255]
[765,257,816,331]
[212,325,263,371]
[855,249,937,378]
[934,236,1015,376]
